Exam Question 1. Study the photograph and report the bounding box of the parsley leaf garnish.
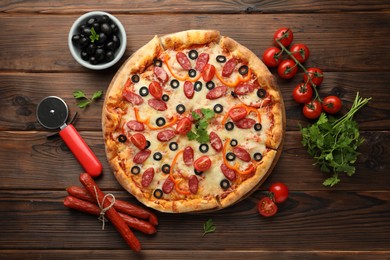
[186,108,215,143]
[73,90,103,109]
[89,27,99,43]
[203,218,216,237]
[300,92,371,186]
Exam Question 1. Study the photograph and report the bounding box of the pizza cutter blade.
[36,96,102,177]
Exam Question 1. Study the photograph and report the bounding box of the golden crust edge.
[160,29,221,50]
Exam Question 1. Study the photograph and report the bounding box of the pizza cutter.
[36,96,102,177]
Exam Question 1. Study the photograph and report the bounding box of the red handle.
[59,124,102,177]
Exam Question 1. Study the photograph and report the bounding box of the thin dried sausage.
[157,129,176,142]
[176,52,192,70]
[148,98,168,111]
[79,173,141,252]
[195,53,209,71]
[133,149,151,164]
[123,91,143,105]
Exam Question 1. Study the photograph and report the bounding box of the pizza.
[103,30,285,213]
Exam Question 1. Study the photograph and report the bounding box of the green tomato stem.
[275,39,322,102]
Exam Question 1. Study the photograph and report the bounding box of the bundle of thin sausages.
[63,173,158,252]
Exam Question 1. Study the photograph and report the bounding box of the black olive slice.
[189,50,198,60]
[170,79,180,89]
[162,164,171,174]
[225,122,234,131]
[176,104,186,114]
[231,91,238,98]
[199,144,209,153]
[254,123,262,131]
[153,58,163,67]
[230,139,238,147]
[254,152,263,161]
[213,104,223,114]
[238,65,249,75]
[162,94,170,102]
[117,134,127,143]
[226,152,236,161]
[188,69,197,78]
[153,152,163,161]
[194,81,203,92]
[131,166,141,175]
[220,179,230,190]
[257,89,267,98]
[194,169,203,175]
[145,140,151,149]
[216,55,227,63]
[139,86,149,97]
[206,81,215,90]
[153,189,163,198]
[169,142,178,151]
[131,74,140,83]
[156,117,166,127]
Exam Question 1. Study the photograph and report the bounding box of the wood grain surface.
[0,1,389,259]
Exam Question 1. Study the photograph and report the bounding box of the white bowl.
[68,11,127,70]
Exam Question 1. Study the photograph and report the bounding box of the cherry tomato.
[202,64,216,82]
[273,28,293,47]
[277,59,297,79]
[304,68,324,87]
[262,46,282,67]
[148,81,163,99]
[269,182,289,203]
[289,43,310,63]
[257,197,278,217]
[228,106,248,122]
[322,96,342,114]
[303,99,322,119]
[292,83,313,104]
[130,133,147,150]
[175,117,192,135]
[194,156,212,172]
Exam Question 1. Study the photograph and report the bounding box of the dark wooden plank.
[0,72,388,132]
[0,190,389,251]
[0,13,389,72]
[0,0,389,14]
[0,131,388,191]
[1,250,390,259]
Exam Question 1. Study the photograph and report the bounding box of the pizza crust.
[160,30,220,50]
[218,149,277,208]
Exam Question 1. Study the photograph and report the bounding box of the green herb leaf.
[73,90,87,99]
[300,93,371,186]
[188,108,214,144]
[76,99,91,109]
[89,27,99,43]
[203,218,216,237]
[186,131,198,140]
[73,89,103,109]
[201,108,215,120]
[323,174,340,187]
[92,90,103,100]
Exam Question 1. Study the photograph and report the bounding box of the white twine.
[93,186,116,230]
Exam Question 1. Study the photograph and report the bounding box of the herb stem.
[332,92,371,129]
[275,39,322,102]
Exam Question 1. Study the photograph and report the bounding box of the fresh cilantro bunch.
[187,108,215,143]
[300,92,371,187]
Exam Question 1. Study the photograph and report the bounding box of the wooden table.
[1,1,389,259]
